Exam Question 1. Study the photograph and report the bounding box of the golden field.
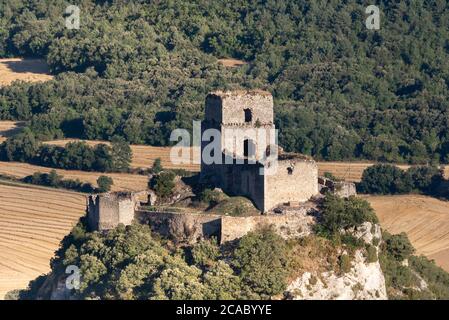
[0,58,53,87]
[365,194,449,272]
[0,121,25,143]
[0,182,86,299]
[0,161,148,192]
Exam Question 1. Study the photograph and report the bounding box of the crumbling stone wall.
[136,209,315,244]
[136,211,222,243]
[220,212,315,242]
[318,177,356,198]
[87,191,148,231]
[265,158,318,211]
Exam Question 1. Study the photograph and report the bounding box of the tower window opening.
[244,108,252,122]
[244,139,256,158]
[287,167,293,175]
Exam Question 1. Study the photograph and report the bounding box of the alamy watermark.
[65,5,80,30]
[365,5,380,30]
[170,121,279,175]
[65,265,81,290]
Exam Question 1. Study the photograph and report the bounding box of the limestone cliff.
[284,222,387,300]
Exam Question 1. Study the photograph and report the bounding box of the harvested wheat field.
[317,161,412,182]
[0,182,86,299]
[0,161,148,192]
[46,139,201,171]
[365,194,449,272]
[0,58,53,87]
[0,121,25,143]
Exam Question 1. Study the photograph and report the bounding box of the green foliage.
[111,136,132,173]
[0,129,39,162]
[22,170,95,193]
[1,1,449,164]
[232,227,289,298]
[97,175,114,193]
[339,254,352,274]
[359,164,445,196]
[151,158,163,174]
[152,171,176,199]
[358,164,412,194]
[383,232,415,262]
[191,238,220,269]
[409,255,449,299]
[315,194,378,237]
[366,245,378,263]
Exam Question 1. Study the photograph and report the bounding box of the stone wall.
[221,212,315,242]
[264,158,319,211]
[137,209,315,244]
[205,90,273,126]
[136,211,222,243]
[87,191,148,231]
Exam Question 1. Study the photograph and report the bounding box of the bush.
[191,238,220,269]
[152,171,176,199]
[152,158,163,174]
[359,164,445,196]
[232,227,289,298]
[22,171,95,193]
[383,232,415,262]
[315,194,378,237]
[339,254,351,274]
[366,245,378,263]
[97,175,114,193]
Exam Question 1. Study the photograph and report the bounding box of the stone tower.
[201,89,319,212]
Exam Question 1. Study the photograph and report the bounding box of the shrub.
[232,227,289,298]
[383,232,415,262]
[366,245,378,263]
[152,158,163,174]
[97,175,114,193]
[152,171,176,199]
[339,254,351,274]
[315,194,378,237]
[191,238,220,269]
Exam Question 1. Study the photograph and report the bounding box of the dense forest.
[1,0,449,163]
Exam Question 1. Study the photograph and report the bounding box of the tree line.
[1,1,449,163]
[0,129,132,172]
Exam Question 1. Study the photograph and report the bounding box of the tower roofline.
[207,89,272,99]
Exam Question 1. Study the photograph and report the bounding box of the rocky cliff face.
[284,222,388,300]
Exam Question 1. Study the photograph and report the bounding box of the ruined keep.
[201,90,318,212]
[87,191,152,231]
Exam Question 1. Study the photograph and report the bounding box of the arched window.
[244,108,252,122]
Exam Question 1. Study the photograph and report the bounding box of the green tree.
[97,175,114,193]
[152,171,176,199]
[232,227,289,298]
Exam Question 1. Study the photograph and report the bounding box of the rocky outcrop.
[285,250,387,300]
[285,222,387,300]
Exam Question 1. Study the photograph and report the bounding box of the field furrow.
[0,183,85,299]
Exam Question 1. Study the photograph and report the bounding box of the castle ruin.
[200,90,318,212]
[86,90,354,241]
